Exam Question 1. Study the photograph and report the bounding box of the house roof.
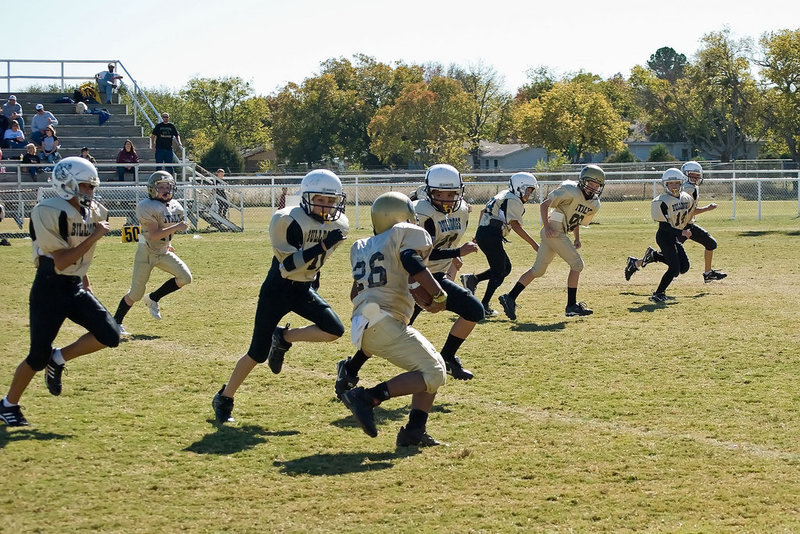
[478,141,529,158]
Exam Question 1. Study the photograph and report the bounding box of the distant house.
[242,146,276,173]
[474,142,548,171]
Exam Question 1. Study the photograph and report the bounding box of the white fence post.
[354,175,360,229]
[731,170,737,220]
[757,178,762,221]
[797,170,800,217]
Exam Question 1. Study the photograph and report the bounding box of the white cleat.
[143,294,162,320]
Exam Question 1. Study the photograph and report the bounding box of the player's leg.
[652,231,684,301]
[689,224,726,282]
[438,276,483,380]
[114,245,156,328]
[499,232,555,319]
[145,252,193,319]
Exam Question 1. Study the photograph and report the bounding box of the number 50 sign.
[121,225,141,243]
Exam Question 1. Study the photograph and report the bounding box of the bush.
[605,148,637,163]
[647,144,677,162]
[200,137,244,173]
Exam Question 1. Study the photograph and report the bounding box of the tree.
[513,82,628,163]
[200,137,244,173]
[647,46,688,83]
[516,66,556,102]
[646,144,677,162]
[368,77,475,169]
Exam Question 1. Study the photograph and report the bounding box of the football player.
[212,169,349,424]
[1,158,120,426]
[624,161,727,283]
[336,165,483,396]
[645,168,695,302]
[498,165,604,319]
[112,171,192,335]
[459,172,540,317]
[341,191,449,447]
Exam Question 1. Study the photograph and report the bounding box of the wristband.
[432,291,447,304]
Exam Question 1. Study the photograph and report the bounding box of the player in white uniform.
[212,170,349,424]
[335,165,482,396]
[1,158,120,426]
[498,165,604,319]
[341,192,449,447]
[112,171,192,335]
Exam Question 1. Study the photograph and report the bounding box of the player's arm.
[510,219,539,251]
[145,219,188,241]
[693,203,717,215]
[572,225,581,249]
[350,280,359,301]
[50,221,110,271]
[401,248,446,313]
[540,197,558,238]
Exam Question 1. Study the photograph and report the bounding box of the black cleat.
[460,273,478,295]
[212,385,235,424]
[44,351,65,396]
[565,302,593,317]
[396,426,444,447]
[703,269,727,283]
[624,257,639,281]
[641,246,657,267]
[335,358,360,398]
[498,294,517,320]
[649,292,668,303]
[0,402,28,426]
[482,304,498,318]
[444,356,474,380]
[267,323,292,374]
[341,387,377,438]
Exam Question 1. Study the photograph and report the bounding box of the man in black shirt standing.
[150,112,182,175]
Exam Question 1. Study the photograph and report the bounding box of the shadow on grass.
[330,402,455,433]
[184,423,298,455]
[511,321,567,333]
[275,448,421,476]
[739,230,800,237]
[121,334,162,342]
[0,426,72,448]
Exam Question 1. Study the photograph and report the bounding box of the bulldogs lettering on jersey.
[31,197,109,277]
[351,222,432,325]
[547,181,601,233]
[136,198,186,253]
[272,205,349,282]
[479,190,525,237]
[415,198,469,274]
[651,191,694,229]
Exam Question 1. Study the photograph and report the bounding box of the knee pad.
[96,323,121,348]
[422,356,447,393]
[568,256,585,272]
[706,236,718,251]
[318,309,345,338]
[176,271,193,287]
[25,350,51,372]
[458,295,485,323]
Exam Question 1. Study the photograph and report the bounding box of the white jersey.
[270,206,349,282]
[651,191,694,230]
[136,198,185,254]
[414,198,469,275]
[479,190,525,237]
[546,181,601,233]
[351,222,432,325]
[31,197,108,278]
[682,181,700,222]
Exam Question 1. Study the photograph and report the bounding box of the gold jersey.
[31,197,109,278]
[270,206,350,282]
[414,198,469,275]
[136,198,186,253]
[351,222,432,325]
[478,190,525,237]
[651,191,694,229]
[547,181,601,233]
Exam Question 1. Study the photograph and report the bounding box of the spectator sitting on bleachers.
[3,121,27,149]
[95,63,123,105]
[116,139,139,181]
[79,147,97,165]
[2,96,24,132]
[40,126,61,165]
[21,143,41,181]
[29,104,59,146]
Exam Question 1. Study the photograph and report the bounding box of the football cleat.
[0,402,28,426]
[460,273,478,295]
[649,292,668,303]
[703,269,727,283]
[482,304,498,318]
[498,294,517,320]
[335,358,360,398]
[143,294,162,320]
[624,257,639,281]
[117,323,130,337]
[641,247,657,268]
[444,356,474,380]
[212,385,235,424]
[565,302,593,317]
[267,323,292,374]
[44,352,65,396]
[341,387,377,438]
[396,426,444,447]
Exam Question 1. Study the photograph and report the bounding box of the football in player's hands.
[408,273,433,308]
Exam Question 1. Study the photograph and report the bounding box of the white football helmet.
[371,192,416,234]
[578,165,606,200]
[661,168,685,197]
[300,169,346,221]
[681,160,703,185]
[509,172,539,203]
[424,164,464,214]
[147,171,176,202]
[51,157,100,207]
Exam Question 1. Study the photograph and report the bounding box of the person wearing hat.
[2,95,23,132]
[30,104,59,146]
[79,147,97,165]
[95,63,123,104]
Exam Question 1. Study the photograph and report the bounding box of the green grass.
[1,208,800,532]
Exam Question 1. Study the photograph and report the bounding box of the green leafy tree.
[646,143,677,162]
[200,137,244,173]
[605,147,638,163]
[647,46,688,83]
[516,66,556,101]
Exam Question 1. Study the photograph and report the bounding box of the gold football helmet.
[578,165,605,200]
[371,192,416,234]
[147,171,176,202]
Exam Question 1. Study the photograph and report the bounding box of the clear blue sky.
[4,0,795,95]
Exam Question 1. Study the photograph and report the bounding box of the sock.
[51,348,65,365]
[508,282,525,300]
[347,350,369,375]
[113,297,132,323]
[366,382,390,405]
[440,334,465,360]
[567,287,578,307]
[704,270,712,275]
[150,278,180,302]
[2,397,16,408]
[474,269,491,283]
[407,409,428,431]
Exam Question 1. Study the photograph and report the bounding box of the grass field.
[1,207,799,532]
